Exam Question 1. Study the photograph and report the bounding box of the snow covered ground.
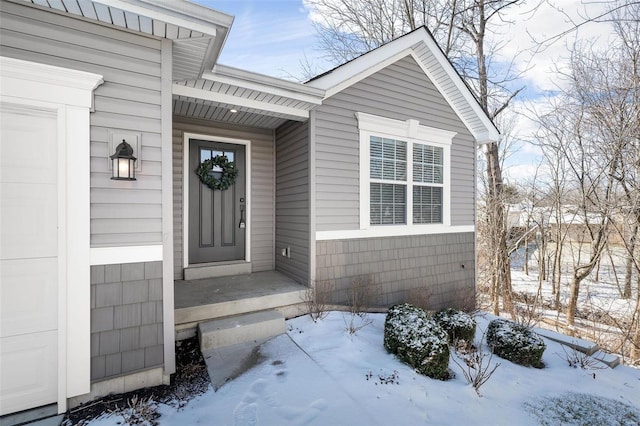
[508,243,638,362]
[89,312,640,426]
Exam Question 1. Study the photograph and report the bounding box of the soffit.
[172,70,324,129]
[18,0,233,81]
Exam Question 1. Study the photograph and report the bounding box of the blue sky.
[197,0,328,80]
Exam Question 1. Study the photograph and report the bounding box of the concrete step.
[198,309,285,352]
[535,327,621,368]
[201,338,270,390]
[183,261,251,280]
[591,350,621,369]
[534,327,599,355]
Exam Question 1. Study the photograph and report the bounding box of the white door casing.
[0,56,103,415]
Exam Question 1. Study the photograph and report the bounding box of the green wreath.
[196,155,238,191]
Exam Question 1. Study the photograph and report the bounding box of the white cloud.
[495,0,616,93]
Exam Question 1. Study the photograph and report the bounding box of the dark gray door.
[189,139,246,264]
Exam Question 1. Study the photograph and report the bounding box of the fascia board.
[211,65,325,98]
[203,67,324,105]
[415,33,500,142]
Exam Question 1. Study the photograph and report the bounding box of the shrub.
[433,308,476,344]
[384,304,450,380]
[486,319,546,367]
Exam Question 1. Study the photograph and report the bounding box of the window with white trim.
[357,112,456,230]
[412,143,443,224]
[369,137,407,225]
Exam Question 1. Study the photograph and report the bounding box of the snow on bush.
[383,303,450,380]
[433,308,476,344]
[486,318,546,367]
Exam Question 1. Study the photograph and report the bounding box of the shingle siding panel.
[90,261,163,381]
[315,233,475,310]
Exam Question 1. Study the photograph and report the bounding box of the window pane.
[370,137,383,179]
[413,186,443,224]
[382,160,396,180]
[200,149,211,162]
[370,183,406,225]
[413,144,443,184]
[371,136,406,181]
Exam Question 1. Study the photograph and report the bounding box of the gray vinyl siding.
[172,116,275,278]
[0,2,164,246]
[275,121,310,285]
[313,55,476,231]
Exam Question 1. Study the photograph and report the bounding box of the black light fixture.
[110,139,137,180]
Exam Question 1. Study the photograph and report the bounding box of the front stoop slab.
[198,310,285,352]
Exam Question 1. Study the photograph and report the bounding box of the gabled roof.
[306,26,500,143]
[15,0,234,81]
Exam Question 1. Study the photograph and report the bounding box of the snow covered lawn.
[90,312,640,425]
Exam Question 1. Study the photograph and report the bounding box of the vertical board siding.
[314,55,476,231]
[275,121,310,285]
[172,117,275,279]
[0,2,164,246]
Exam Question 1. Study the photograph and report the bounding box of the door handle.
[239,197,246,229]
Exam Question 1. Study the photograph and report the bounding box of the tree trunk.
[524,234,529,275]
[624,223,638,299]
[566,274,581,331]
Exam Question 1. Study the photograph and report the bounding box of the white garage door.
[0,104,59,415]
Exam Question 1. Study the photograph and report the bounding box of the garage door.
[0,104,59,415]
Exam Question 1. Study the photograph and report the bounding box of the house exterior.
[0,0,498,418]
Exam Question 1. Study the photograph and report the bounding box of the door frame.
[182,132,252,269]
[0,56,103,414]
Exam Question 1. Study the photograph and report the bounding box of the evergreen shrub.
[384,303,450,380]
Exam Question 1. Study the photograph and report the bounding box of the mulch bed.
[62,337,210,425]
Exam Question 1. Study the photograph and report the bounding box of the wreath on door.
[196,155,238,191]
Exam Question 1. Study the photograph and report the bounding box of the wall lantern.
[110,139,137,180]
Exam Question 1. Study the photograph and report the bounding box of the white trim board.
[182,132,252,270]
[90,245,163,265]
[0,56,103,414]
[316,225,475,241]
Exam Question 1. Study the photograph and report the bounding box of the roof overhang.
[173,66,325,128]
[16,0,234,80]
[306,27,500,144]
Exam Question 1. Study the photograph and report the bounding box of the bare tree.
[534,8,640,331]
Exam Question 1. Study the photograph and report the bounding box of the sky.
[195,0,620,184]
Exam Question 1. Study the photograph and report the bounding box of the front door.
[189,139,246,264]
